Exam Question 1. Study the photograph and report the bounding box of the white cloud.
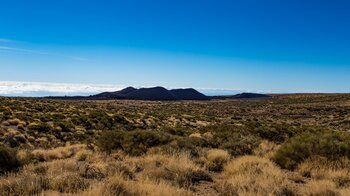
[0,81,124,97]
[0,81,262,97]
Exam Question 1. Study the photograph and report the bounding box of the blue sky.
[0,0,350,95]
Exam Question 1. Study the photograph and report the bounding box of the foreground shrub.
[102,174,192,196]
[98,130,172,155]
[274,130,350,169]
[31,144,85,161]
[206,149,230,172]
[218,156,295,195]
[0,145,20,174]
[0,173,49,195]
[297,156,350,189]
[137,153,212,188]
[300,180,340,196]
[253,140,280,159]
[49,172,90,193]
[209,125,261,156]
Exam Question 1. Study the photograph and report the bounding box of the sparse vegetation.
[274,129,350,169]
[0,145,20,174]
[1,94,350,195]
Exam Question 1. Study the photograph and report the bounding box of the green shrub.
[161,126,188,136]
[274,129,350,170]
[207,125,261,156]
[28,122,51,133]
[56,121,74,132]
[98,130,172,156]
[0,146,20,174]
[249,122,300,143]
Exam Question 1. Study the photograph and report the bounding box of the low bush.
[28,122,52,133]
[209,125,261,156]
[56,121,74,132]
[274,129,350,169]
[138,153,212,188]
[297,156,350,189]
[0,145,20,174]
[202,125,261,156]
[103,174,192,196]
[98,130,172,155]
[206,149,230,172]
[49,172,90,193]
[218,156,295,195]
[176,136,212,152]
[249,122,300,143]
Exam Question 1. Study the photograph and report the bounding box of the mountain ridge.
[46,87,270,101]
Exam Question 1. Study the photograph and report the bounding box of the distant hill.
[47,86,209,101]
[170,88,210,100]
[231,93,271,99]
[211,92,271,100]
[126,87,176,100]
[91,87,137,99]
[46,88,271,101]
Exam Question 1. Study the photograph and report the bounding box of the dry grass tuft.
[297,156,350,189]
[75,148,94,161]
[300,180,340,196]
[32,144,85,161]
[218,155,296,196]
[0,172,49,195]
[253,140,280,159]
[49,172,90,193]
[102,174,192,196]
[206,149,230,172]
[135,152,212,188]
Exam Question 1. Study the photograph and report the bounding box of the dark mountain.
[170,88,210,100]
[91,87,137,99]
[211,92,271,100]
[126,87,176,100]
[231,93,271,99]
[46,86,210,101]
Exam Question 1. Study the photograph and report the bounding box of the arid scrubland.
[1,94,350,195]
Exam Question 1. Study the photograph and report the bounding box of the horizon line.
[0,80,348,97]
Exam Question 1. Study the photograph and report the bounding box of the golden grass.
[218,155,296,196]
[0,145,197,195]
[101,174,192,196]
[253,140,280,159]
[206,149,230,171]
[300,180,340,196]
[32,144,85,161]
[131,152,212,188]
[297,156,350,189]
[48,172,90,193]
[0,172,48,195]
[3,142,350,195]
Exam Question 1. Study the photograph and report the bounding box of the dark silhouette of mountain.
[126,87,176,100]
[211,92,271,100]
[91,87,137,99]
[170,88,210,100]
[46,86,209,101]
[231,93,271,99]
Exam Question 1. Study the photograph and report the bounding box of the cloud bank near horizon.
[0,81,125,97]
[0,81,243,97]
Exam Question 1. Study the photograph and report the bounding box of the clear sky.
[0,0,350,95]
